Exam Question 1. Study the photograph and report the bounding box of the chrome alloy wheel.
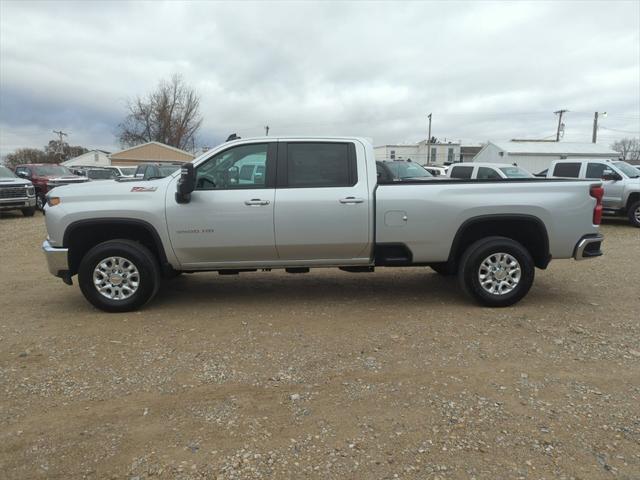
[478,252,521,296]
[635,205,640,223]
[93,256,140,300]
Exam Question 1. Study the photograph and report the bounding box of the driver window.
[195,143,268,190]
[477,167,500,179]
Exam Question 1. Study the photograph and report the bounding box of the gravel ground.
[0,212,639,480]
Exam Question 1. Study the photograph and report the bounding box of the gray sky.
[1,0,639,156]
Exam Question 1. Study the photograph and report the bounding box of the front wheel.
[78,240,161,312]
[36,195,46,210]
[458,236,535,307]
[628,200,640,228]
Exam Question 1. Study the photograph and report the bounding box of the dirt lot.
[0,213,638,480]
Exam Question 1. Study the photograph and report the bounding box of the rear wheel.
[628,200,640,227]
[458,236,534,307]
[78,240,160,312]
[21,207,36,217]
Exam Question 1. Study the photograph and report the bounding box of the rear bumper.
[42,239,71,281]
[573,234,604,261]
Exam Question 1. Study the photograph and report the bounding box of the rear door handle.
[339,197,364,204]
[244,199,270,206]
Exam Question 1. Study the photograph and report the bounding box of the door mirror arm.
[176,163,196,204]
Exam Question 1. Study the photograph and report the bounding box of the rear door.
[166,142,278,267]
[274,141,371,263]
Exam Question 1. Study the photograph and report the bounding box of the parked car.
[0,165,36,216]
[448,162,533,180]
[422,165,448,176]
[376,161,433,182]
[545,158,640,227]
[42,137,604,312]
[104,166,137,178]
[14,163,89,210]
[134,163,182,180]
[73,167,118,181]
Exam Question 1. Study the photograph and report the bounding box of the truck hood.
[0,178,32,187]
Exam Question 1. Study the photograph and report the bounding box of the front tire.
[628,200,640,228]
[458,236,535,307]
[78,240,160,312]
[36,194,46,211]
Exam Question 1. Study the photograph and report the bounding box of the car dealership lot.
[1,214,638,479]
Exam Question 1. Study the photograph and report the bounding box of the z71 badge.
[131,186,158,192]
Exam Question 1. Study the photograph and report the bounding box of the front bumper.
[0,197,36,210]
[42,239,71,282]
[573,234,604,261]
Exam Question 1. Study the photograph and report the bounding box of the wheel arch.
[447,214,551,270]
[63,218,170,276]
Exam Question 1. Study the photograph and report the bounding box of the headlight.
[47,196,61,207]
[26,185,35,197]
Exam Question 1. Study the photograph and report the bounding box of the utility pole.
[426,113,432,165]
[592,111,606,143]
[52,130,69,160]
[554,110,567,142]
[264,125,270,136]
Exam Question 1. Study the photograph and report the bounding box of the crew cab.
[545,158,640,227]
[42,137,604,312]
[0,165,36,216]
[14,163,88,210]
[449,163,533,180]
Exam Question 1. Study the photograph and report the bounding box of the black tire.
[430,263,456,276]
[628,200,640,228]
[78,240,161,312]
[21,207,36,217]
[458,236,535,307]
[36,194,46,211]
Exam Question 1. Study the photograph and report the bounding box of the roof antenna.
[226,133,240,142]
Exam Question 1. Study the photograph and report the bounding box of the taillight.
[590,184,603,225]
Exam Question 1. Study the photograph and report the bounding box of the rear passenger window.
[450,166,473,179]
[477,167,501,179]
[286,143,355,187]
[586,163,607,179]
[553,163,581,178]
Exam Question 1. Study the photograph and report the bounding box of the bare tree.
[118,74,203,151]
[611,137,640,164]
[4,148,48,168]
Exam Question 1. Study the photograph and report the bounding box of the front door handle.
[244,199,270,206]
[339,197,364,204]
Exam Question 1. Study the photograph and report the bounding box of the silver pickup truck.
[42,137,604,312]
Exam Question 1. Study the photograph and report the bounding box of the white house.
[375,139,461,165]
[472,141,620,174]
[62,150,111,167]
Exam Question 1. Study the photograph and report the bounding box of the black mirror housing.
[176,163,195,204]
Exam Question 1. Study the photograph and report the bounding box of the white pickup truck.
[42,137,604,312]
[545,158,640,227]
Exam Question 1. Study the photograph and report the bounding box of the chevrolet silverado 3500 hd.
[42,137,604,312]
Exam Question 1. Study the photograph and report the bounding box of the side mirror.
[602,169,621,181]
[175,163,195,204]
[16,171,29,179]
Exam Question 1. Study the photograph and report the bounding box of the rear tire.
[628,200,640,228]
[458,236,535,307]
[21,207,36,217]
[78,240,160,312]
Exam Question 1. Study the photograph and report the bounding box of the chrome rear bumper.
[573,234,604,261]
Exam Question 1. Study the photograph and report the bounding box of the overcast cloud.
[1,0,639,156]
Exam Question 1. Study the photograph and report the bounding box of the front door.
[273,141,371,263]
[166,142,278,268]
[585,162,625,209]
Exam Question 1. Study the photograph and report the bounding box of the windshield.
[499,166,533,178]
[0,166,17,178]
[87,169,116,180]
[34,165,72,176]
[119,167,137,176]
[613,161,640,178]
[385,162,433,179]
